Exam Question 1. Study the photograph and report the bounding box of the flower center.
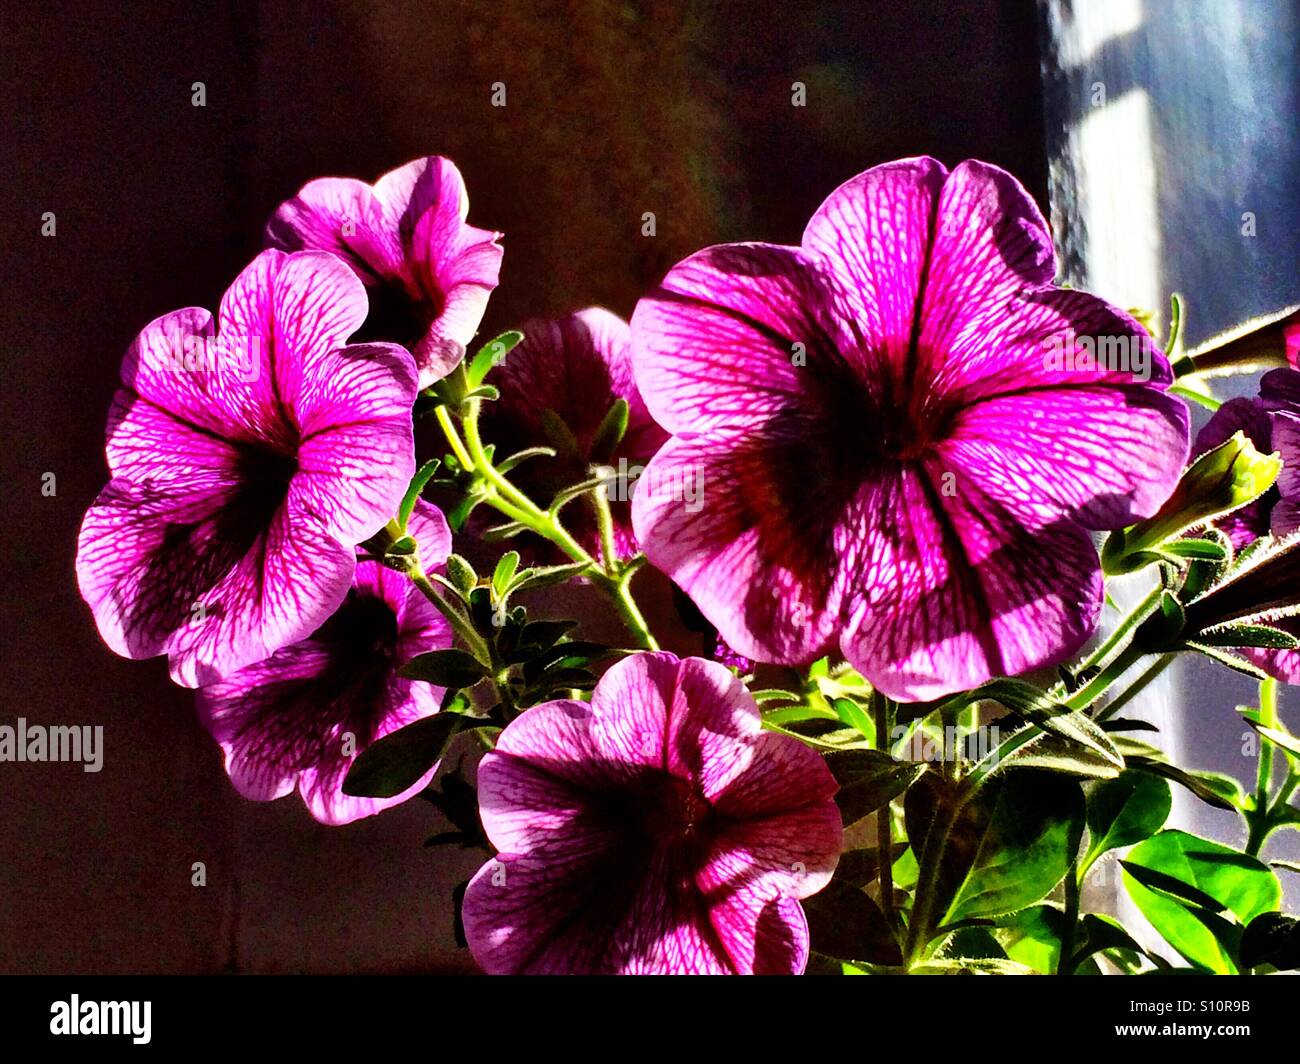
[632,771,714,848]
[355,279,440,348]
[218,438,300,549]
[320,591,401,668]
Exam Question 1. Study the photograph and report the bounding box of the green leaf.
[1099,717,1160,733]
[1085,771,1172,862]
[506,619,579,661]
[830,697,875,742]
[1249,720,1300,759]
[1160,537,1228,562]
[1271,860,1300,876]
[399,648,491,689]
[589,398,630,465]
[398,459,441,530]
[491,551,521,598]
[511,561,590,592]
[989,724,1124,780]
[803,879,902,965]
[943,679,1122,776]
[1110,737,1242,810]
[1198,624,1300,650]
[521,641,613,684]
[823,750,926,824]
[445,554,478,597]
[1121,829,1282,973]
[908,956,1039,975]
[1070,913,1160,971]
[421,763,488,846]
[538,408,583,462]
[1185,641,1274,680]
[939,772,1085,926]
[1239,912,1300,971]
[992,903,1067,974]
[341,713,462,798]
[467,329,524,386]
[496,446,556,474]
[751,688,801,706]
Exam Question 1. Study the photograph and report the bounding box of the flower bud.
[1103,432,1281,574]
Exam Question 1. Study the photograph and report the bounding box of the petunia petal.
[111,306,283,449]
[944,384,1191,530]
[631,242,849,435]
[587,653,759,793]
[263,176,393,285]
[838,461,1103,701]
[801,155,949,378]
[631,433,845,665]
[78,476,357,687]
[290,341,418,544]
[217,249,372,413]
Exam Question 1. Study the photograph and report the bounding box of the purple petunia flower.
[476,307,669,561]
[266,155,503,388]
[76,249,419,688]
[462,652,842,974]
[196,501,452,825]
[629,157,1190,702]
[1190,368,1300,682]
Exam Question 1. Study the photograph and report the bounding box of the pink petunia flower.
[196,501,452,825]
[266,155,503,388]
[629,157,1190,702]
[1189,368,1300,682]
[462,652,842,975]
[476,307,669,561]
[76,249,419,688]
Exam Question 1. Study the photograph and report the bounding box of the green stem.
[872,691,896,932]
[1247,677,1279,857]
[1063,641,1148,712]
[904,792,965,966]
[462,400,594,562]
[1078,584,1163,674]
[1274,773,1298,812]
[437,398,660,652]
[590,484,620,575]
[435,405,475,471]
[409,567,491,663]
[1094,653,1176,723]
[1057,853,1080,975]
[603,573,660,652]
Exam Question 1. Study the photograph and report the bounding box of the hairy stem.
[434,397,660,651]
[1247,677,1279,857]
[872,690,896,932]
[409,567,491,663]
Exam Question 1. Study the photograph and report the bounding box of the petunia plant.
[78,154,1300,974]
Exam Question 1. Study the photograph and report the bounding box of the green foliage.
[1121,830,1282,973]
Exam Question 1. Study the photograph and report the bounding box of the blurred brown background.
[0,0,1045,973]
